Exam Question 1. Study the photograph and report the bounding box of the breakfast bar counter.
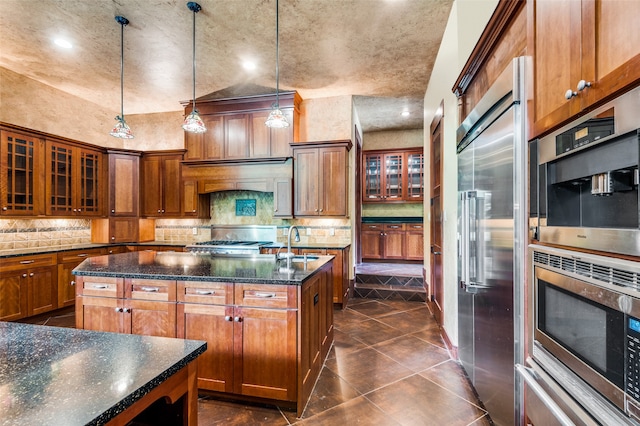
[0,322,206,426]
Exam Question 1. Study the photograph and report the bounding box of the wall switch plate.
[192,227,198,235]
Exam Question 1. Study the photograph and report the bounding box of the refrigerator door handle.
[516,364,576,426]
[463,190,487,292]
[459,192,471,289]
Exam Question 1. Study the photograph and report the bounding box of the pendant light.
[110,16,134,139]
[265,0,289,128]
[182,2,206,133]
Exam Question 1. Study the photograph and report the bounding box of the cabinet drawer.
[384,224,406,231]
[128,278,176,302]
[1,253,57,272]
[177,281,232,305]
[235,284,296,309]
[362,224,384,231]
[58,248,106,263]
[77,276,122,298]
[407,224,423,231]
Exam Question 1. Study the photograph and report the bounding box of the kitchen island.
[0,321,205,426]
[73,251,335,417]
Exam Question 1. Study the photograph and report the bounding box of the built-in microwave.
[526,245,640,424]
[530,85,640,256]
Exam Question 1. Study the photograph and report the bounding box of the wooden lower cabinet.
[57,248,107,308]
[405,224,425,261]
[362,223,424,261]
[76,276,176,338]
[77,261,333,417]
[0,253,57,321]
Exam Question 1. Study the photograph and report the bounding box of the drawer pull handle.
[141,287,160,292]
[93,284,109,289]
[77,254,89,257]
[195,290,214,295]
[254,292,276,298]
[19,260,35,264]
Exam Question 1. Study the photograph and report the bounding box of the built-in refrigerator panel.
[457,57,527,426]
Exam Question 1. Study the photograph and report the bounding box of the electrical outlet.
[306,227,312,236]
[329,228,335,236]
[192,227,198,235]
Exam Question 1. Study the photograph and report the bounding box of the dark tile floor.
[23,299,492,425]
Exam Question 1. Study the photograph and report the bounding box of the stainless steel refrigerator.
[457,57,527,425]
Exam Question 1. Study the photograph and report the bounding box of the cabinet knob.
[565,89,577,100]
[2,207,7,211]
[77,209,82,212]
[73,208,77,212]
[577,80,591,92]
[111,236,115,241]
[192,209,196,212]
[124,308,131,313]
[29,273,34,277]
[274,208,278,212]
[234,316,242,322]
[224,315,232,322]
[161,209,165,213]
[70,280,76,286]
[22,273,27,278]
[319,209,323,212]
[111,209,115,213]
[115,307,123,312]
[157,209,161,213]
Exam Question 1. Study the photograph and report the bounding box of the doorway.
[429,101,444,325]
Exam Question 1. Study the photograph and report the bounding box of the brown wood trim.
[182,91,302,113]
[142,149,187,157]
[452,0,525,97]
[362,147,423,155]
[182,156,291,166]
[0,122,111,153]
[290,139,353,151]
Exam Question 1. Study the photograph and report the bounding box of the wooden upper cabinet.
[293,141,351,217]
[107,151,140,217]
[363,149,423,203]
[182,92,300,162]
[0,129,45,216]
[46,140,104,217]
[529,0,640,138]
[141,152,183,217]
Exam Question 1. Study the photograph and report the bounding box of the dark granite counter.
[361,216,423,224]
[73,251,333,285]
[0,322,206,426]
[263,242,351,250]
[0,241,190,259]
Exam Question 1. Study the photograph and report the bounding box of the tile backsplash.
[0,218,91,251]
[0,191,353,252]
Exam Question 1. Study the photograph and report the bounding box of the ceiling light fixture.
[109,16,134,139]
[182,2,206,133]
[401,110,410,117]
[265,0,289,128]
[54,38,72,49]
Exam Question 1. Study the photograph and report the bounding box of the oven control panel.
[626,317,640,401]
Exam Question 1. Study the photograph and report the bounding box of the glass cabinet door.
[383,153,403,200]
[364,153,383,200]
[1,131,41,215]
[79,149,102,216]
[406,152,424,200]
[48,142,74,215]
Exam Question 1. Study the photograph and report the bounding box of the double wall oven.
[524,85,640,425]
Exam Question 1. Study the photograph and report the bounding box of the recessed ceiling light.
[54,38,73,49]
[243,61,257,71]
[401,110,410,117]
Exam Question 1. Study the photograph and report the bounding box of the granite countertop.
[361,217,423,224]
[73,251,333,285]
[0,241,190,259]
[0,322,206,426]
[263,242,351,250]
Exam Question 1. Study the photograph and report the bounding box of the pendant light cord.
[275,0,280,108]
[119,19,124,119]
[191,5,197,112]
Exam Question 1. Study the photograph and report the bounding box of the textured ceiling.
[0,0,453,132]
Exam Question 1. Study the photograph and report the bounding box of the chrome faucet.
[285,225,300,258]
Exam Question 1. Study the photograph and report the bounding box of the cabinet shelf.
[363,149,423,203]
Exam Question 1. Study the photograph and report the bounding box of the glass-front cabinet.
[363,148,423,202]
[46,140,103,216]
[1,130,44,216]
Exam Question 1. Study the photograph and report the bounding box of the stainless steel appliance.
[186,225,278,254]
[531,85,640,256]
[457,57,527,425]
[520,244,640,425]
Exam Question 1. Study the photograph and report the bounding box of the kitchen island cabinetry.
[293,141,351,217]
[0,129,45,216]
[0,253,57,321]
[76,275,177,338]
[57,247,106,308]
[73,251,333,417]
[529,0,640,138]
[141,151,183,217]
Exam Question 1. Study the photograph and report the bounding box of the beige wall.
[299,95,353,142]
[363,128,423,151]
[423,0,499,346]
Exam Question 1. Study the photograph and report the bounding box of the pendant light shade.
[182,2,206,133]
[265,0,289,128]
[110,15,134,139]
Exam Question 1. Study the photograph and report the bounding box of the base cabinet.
[0,253,57,321]
[362,223,424,261]
[57,248,107,308]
